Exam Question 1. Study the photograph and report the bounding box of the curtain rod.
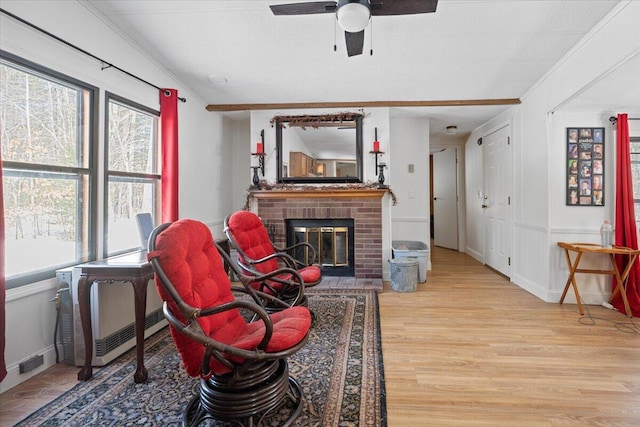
[609,116,640,125]
[0,8,186,103]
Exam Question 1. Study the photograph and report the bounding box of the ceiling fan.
[270,0,438,57]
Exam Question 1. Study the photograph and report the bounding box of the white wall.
[231,117,251,212]
[0,1,227,391]
[547,112,616,304]
[389,117,430,246]
[465,124,486,261]
[464,1,640,307]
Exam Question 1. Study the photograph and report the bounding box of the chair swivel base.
[182,359,304,427]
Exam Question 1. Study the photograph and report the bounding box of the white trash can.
[389,258,419,292]
[392,240,429,283]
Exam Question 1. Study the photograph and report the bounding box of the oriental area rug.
[16,290,386,426]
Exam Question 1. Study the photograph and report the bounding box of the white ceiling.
[561,50,640,113]
[85,0,627,139]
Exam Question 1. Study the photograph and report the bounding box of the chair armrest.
[163,298,274,354]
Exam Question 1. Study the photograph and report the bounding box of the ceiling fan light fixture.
[446,125,458,135]
[336,0,371,33]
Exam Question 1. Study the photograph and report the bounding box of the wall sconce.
[369,127,384,174]
[252,129,265,178]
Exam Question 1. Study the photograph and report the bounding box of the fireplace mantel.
[249,188,388,200]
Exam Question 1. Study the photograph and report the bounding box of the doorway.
[431,148,459,250]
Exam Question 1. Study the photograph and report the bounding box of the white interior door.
[483,125,512,277]
[433,148,458,250]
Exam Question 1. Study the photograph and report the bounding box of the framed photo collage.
[566,127,604,206]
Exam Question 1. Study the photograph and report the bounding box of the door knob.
[481,204,488,209]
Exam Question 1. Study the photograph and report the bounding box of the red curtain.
[613,113,640,316]
[160,89,179,222]
[1,148,6,381]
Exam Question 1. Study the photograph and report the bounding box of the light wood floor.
[379,244,640,426]
[2,245,639,426]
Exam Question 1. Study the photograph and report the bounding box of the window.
[1,52,97,288]
[630,137,640,221]
[105,94,160,255]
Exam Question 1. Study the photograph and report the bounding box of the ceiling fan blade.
[345,30,365,57]
[370,0,438,16]
[270,1,337,15]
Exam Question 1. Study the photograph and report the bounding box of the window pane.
[107,180,158,253]
[3,171,89,278]
[108,101,156,174]
[0,63,83,167]
[632,163,640,199]
[1,56,93,287]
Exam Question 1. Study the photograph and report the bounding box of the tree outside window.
[1,56,95,287]
[105,95,160,255]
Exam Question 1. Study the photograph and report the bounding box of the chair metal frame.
[224,212,322,312]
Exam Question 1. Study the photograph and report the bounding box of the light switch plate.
[408,164,414,173]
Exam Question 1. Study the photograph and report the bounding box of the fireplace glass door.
[287,219,354,276]
[294,226,349,267]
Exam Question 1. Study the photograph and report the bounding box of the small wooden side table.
[557,242,638,317]
[76,251,153,383]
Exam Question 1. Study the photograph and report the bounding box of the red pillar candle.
[373,140,380,152]
[256,142,264,154]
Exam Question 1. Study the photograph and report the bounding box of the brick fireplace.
[249,189,386,279]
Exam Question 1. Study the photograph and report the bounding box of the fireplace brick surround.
[249,189,386,279]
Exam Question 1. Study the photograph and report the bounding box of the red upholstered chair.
[224,210,322,311]
[147,219,311,426]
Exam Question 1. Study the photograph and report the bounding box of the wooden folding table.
[557,242,638,317]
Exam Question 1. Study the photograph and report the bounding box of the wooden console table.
[76,251,153,383]
[557,242,638,317]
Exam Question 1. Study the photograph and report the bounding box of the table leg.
[608,253,636,317]
[131,275,150,383]
[559,249,584,315]
[77,275,94,381]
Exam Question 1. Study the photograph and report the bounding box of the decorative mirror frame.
[274,113,364,184]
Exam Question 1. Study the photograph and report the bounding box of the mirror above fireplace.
[274,113,363,184]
